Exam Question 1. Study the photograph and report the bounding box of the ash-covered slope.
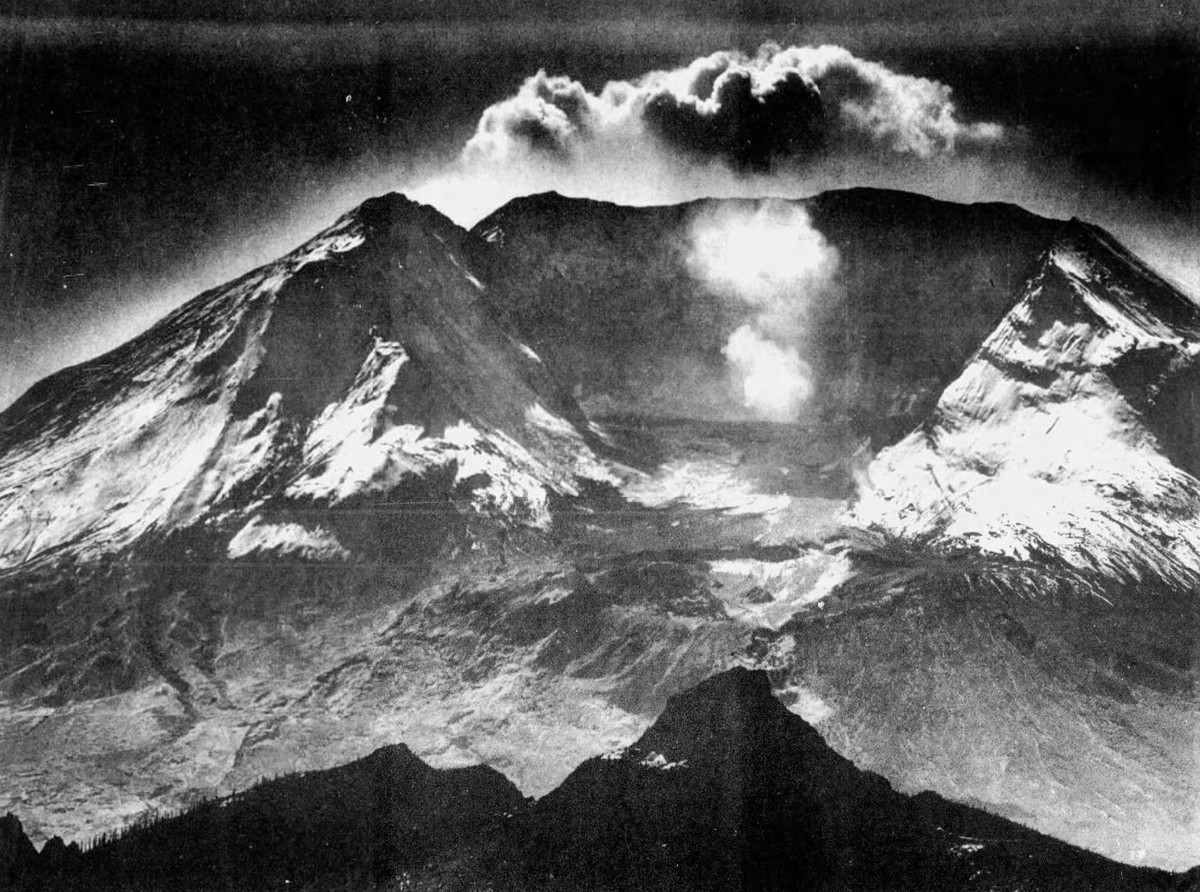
[3,669,1188,891]
[854,219,1200,584]
[0,194,610,569]
[469,188,1059,440]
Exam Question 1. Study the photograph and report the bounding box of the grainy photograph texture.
[0,2,1197,890]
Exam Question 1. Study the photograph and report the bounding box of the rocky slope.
[0,192,628,854]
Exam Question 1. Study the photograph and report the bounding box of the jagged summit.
[1047,218,1200,340]
[1062,218,1200,328]
[354,190,459,227]
[854,218,1200,583]
[0,191,610,569]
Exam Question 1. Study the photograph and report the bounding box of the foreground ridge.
[2,668,1193,891]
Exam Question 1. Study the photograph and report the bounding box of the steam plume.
[685,200,841,423]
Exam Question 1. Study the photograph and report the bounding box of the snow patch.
[780,684,835,724]
[0,209,369,567]
[639,751,688,771]
[712,552,852,629]
[227,518,350,562]
[525,402,575,438]
[623,459,791,515]
[284,354,603,526]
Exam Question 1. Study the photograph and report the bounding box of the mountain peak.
[349,191,465,243]
[631,665,838,772]
[1045,219,1200,340]
[0,186,607,570]
[853,213,1200,584]
[362,741,418,760]
[512,667,1183,891]
[640,665,774,728]
[0,813,38,883]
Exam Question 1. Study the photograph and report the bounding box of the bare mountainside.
[0,189,1196,871]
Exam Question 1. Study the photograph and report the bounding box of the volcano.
[0,193,612,571]
[0,188,1196,874]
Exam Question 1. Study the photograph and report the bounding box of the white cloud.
[411,43,1005,226]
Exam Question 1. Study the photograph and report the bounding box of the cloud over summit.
[466,44,1004,172]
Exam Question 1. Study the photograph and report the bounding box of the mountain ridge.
[1,668,1191,891]
[853,212,1200,582]
[0,192,613,570]
[468,187,1063,437]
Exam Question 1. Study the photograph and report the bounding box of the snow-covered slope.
[853,220,1200,587]
[0,195,611,569]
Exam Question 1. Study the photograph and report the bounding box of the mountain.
[482,668,1184,891]
[0,193,610,571]
[1,669,1190,891]
[851,217,1200,575]
[0,188,1197,873]
[4,744,524,891]
[790,219,1200,867]
[0,192,625,855]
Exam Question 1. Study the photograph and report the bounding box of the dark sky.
[0,4,1196,407]
[4,0,1195,27]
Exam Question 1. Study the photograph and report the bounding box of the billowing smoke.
[685,200,841,423]
[412,44,1004,224]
